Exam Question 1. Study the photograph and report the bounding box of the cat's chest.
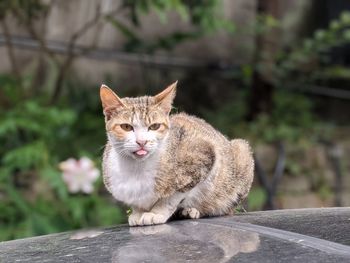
[105,150,158,210]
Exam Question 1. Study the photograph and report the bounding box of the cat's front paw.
[139,212,167,226]
[128,212,142,226]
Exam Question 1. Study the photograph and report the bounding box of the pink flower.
[59,157,100,194]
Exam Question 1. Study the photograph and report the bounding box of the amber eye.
[120,124,133,131]
[149,123,161,131]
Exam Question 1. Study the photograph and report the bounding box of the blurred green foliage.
[274,11,350,84]
[107,0,234,53]
[0,77,125,241]
[247,186,267,211]
[0,0,47,20]
[203,88,323,144]
[204,11,350,144]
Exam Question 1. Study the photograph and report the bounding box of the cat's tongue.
[135,149,148,156]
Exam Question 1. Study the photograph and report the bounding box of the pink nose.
[136,140,147,147]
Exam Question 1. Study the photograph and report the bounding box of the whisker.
[99,144,106,151]
[117,149,130,158]
[112,145,125,149]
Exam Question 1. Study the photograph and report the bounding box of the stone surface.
[230,207,350,246]
[1,208,350,262]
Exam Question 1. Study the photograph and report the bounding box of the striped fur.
[100,82,254,226]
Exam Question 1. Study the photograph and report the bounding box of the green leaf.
[330,20,340,30]
[105,16,140,42]
[40,167,69,201]
[343,29,350,41]
[340,11,350,24]
[247,187,267,211]
[153,3,168,24]
[31,213,59,235]
[265,15,280,28]
[314,29,326,40]
[94,199,126,225]
[68,197,86,224]
[3,140,48,171]
[6,184,31,215]
[173,0,189,21]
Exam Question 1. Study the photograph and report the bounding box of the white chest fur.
[104,148,158,210]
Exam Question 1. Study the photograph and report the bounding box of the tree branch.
[50,3,123,103]
[1,18,21,80]
[11,7,60,65]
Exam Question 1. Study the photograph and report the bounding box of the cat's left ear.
[154,81,177,114]
[100,84,126,120]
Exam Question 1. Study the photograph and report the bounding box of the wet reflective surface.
[227,207,350,246]
[0,208,350,262]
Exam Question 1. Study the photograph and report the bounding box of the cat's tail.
[230,139,255,200]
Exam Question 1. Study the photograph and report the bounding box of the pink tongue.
[135,149,148,156]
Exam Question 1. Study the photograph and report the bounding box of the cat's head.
[100,82,177,160]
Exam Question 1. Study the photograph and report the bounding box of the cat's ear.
[154,81,177,114]
[100,84,126,119]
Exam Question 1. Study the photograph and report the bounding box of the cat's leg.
[128,207,145,226]
[139,193,184,226]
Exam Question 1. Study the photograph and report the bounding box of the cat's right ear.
[100,84,126,120]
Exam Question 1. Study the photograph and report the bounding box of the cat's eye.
[120,124,133,131]
[149,123,161,131]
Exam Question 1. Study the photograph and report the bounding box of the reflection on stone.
[112,222,260,262]
[70,230,104,240]
[129,224,173,236]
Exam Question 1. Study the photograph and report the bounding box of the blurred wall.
[0,0,310,87]
[0,0,255,84]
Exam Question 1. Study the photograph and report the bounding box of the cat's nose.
[136,140,147,147]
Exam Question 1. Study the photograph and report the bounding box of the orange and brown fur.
[100,82,254,226]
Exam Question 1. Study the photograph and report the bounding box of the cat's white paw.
[128,212,142,226]
[139,212,167,225]
[182,208,200,219]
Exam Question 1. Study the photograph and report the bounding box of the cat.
[100,81,254,226]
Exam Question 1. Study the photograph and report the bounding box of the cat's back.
[169,113,228,144]
[161,112,253,215]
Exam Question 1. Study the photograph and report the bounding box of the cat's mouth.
[133,149,149,157]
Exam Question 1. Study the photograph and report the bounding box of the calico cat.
[100,81,254,226]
